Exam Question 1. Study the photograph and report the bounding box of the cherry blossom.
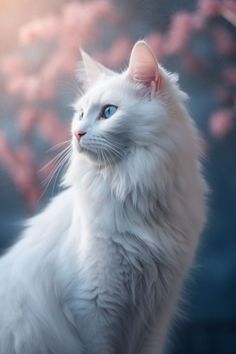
[209,110,234,138]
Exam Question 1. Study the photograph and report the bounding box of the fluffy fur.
[0,41,207,354]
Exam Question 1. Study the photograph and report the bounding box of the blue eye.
[101,105,117,119]
[79,110,84,120]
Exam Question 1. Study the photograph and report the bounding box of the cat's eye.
[79,110,84,120]
[101,105,117,119]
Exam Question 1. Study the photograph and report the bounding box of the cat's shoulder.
[0,188,73,265]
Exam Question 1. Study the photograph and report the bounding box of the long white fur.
[0,41,207,354]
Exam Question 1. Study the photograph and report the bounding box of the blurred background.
[0,0,236,353]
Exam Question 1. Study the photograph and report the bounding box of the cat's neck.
[69,150,172,233]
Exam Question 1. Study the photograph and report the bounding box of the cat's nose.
[75,131,86,141]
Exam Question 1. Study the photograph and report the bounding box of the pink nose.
[75,131,86,141]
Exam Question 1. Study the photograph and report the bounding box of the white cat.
[0,41,207,354]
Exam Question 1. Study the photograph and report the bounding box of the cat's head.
[70,41,188,174]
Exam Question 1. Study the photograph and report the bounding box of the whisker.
[106,149,115,168]
[102,137,125,149]
[92,140,124,158]
[47,140,71,152]
[41,158,65,193]
[40,145,71,172]
[39,146,71,200]
[100,142,124,159]
[51,152,71,196]
[85,141,124,164]
[42,149,71,187]
[93,136,125,150]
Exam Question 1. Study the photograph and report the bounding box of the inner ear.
[79,50,114,86]
[127,41,161,91]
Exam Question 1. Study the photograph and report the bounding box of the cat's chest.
[72,196,154,300]
[68,229,133,353]
[77,229,131,298]
[66,196,161,353]
[75,197,132,288]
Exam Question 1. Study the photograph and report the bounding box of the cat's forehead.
[79,75,136,108]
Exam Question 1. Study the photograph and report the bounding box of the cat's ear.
[80,49,113,85]
[127,41,162,93]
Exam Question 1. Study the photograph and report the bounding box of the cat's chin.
[73,139,129,168]
[76,146,115,168]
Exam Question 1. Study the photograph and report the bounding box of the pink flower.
[23,76,41,102]
[62,2,84,34]
[18,107,38,135]
[6,76,26,95]
[89,0,121,23]
[40,82,56,101]
[62,0,119,45]
[0,132,10,156]
[164,12,194,55]
[223,66,236,85]
[108,38,133,68]
[212,26,236,56]
[1,55,26,76]
[19,19,45,45]
[60,51,78,74]
[0,134,18,172]
[38,111,69,144]
[97,38,133,69]
[15,145,42,211]
[19,16,59,45]
[197,0,221,17]
[182,52,206,74]
[41,54,62,82]
[146,33,165,60]
[191,12,207,32]
[215,86,234,104]
[209,109,234,138]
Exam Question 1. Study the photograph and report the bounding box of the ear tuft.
[128,41,161,91]
[80,49,103,84]
[79,49,115,88]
